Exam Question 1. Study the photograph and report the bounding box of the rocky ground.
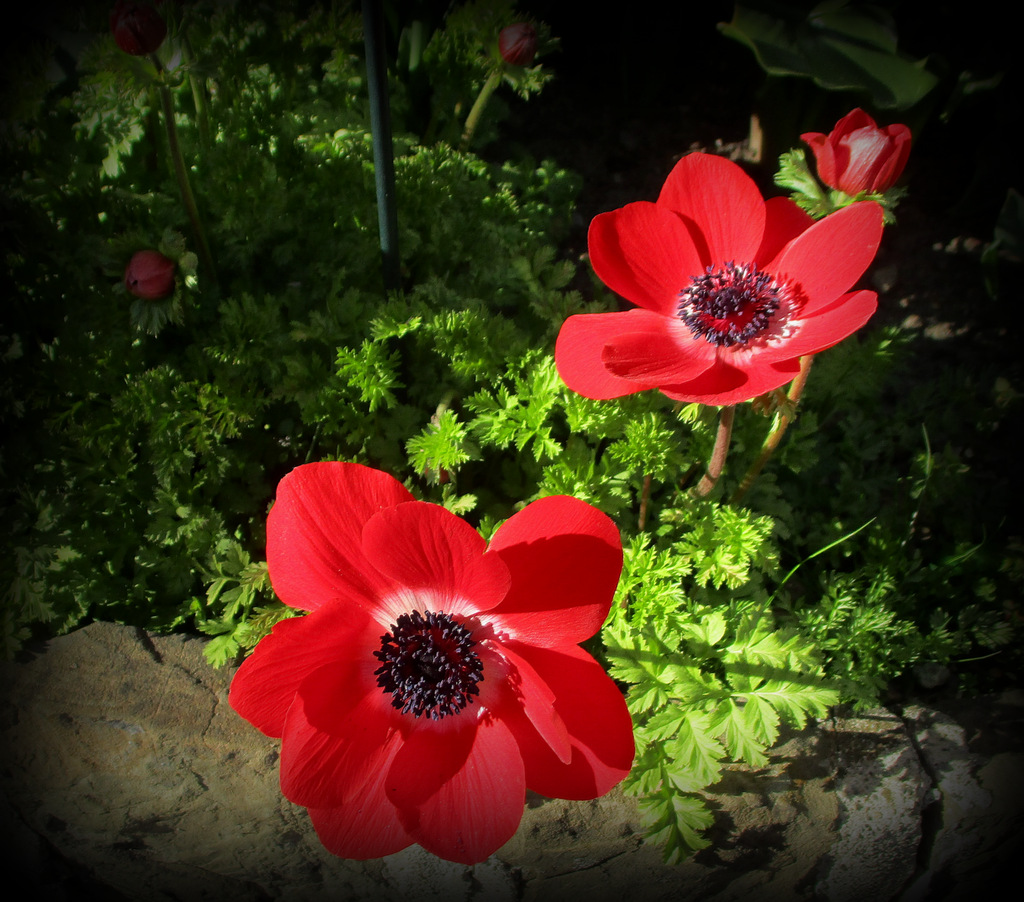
[2,622,1022,901]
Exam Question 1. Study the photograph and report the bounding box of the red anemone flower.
[229,462,634,864]
[802,108,911,196]
[555,152,884,406]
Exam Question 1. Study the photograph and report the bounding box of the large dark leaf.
[718,1,939,110]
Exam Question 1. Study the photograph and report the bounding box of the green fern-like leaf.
[336,340,404,412]
[708,698,770,767]
[406,409,479,483]
[751,677,838,727]
[664,709,727,791]
[465,352,562,461]
[606,600,838,858]
[611,535,691,628]
[638,790,714,863]
[675,504,777,590]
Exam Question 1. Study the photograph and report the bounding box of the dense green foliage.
[3,0,1020,864]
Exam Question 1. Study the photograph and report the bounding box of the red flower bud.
[498,23,537,67]
[124,250,176,299]
[801,108,911,196]
[110,1,167,56]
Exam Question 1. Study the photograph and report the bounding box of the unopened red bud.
[498,23,537,67]
[124,250,176,300]
[110,1,167,56]
[801,108,911,196]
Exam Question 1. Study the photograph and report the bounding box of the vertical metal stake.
[362,0,401,292]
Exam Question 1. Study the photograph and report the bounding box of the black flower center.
[373,610,484,720]
[678,261,785,347]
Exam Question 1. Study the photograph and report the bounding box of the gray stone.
[1,623,1019,901]
[899,694,1024,900]
[815,709,932,901]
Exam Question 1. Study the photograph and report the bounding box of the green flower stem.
[362,0,401,292]
[152,56,217,288]
[730,354,816,504]
[693,405,736,498]
[460,68,502,151]
[182,35,211,149]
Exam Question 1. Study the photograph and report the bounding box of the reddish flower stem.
[638,473,652,531]
[730,354,816,504]
[693,405,736,498]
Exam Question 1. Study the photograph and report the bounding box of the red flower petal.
[361,501,511,621]
[756,196,815,265]
[386,716,475,808]
[660,355,802,406]
[279,657,403,810]
[872,123,912,192]
[480,640,572,764]
[769,201,883,316]
[307,775,414,860]
[757,290,878,362]
[602,326,715,386]
[387,715,526,864]
[657,153,765,265]
[839,128,893,194]
[588,201,704,315]
[801,130,838,188]
[554,309,658,400]
[229,601,379,738]
[267,462,414,611]
[833,107,876,134]
[502,643,634,800]
[486,495,623,647]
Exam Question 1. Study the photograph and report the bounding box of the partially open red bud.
[124,250,176,300]
[498,23,537,67]
[110,1,168,56]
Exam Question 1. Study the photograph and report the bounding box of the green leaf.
[675,504,777,590]
[201,629,242,668]
[638,790,714,863]
[465,352,562,461]
[709,698,769,767]
[406,408,479,483]
[774,147,835,218]
[611,535,690,628]
[718,1,939,110]
[336,340,404,412]
[737,694,781,748]
[679,608,728,649]
[753,678,839,727]
[665,709,727,791]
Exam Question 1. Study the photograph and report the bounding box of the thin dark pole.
[362,0,401,292]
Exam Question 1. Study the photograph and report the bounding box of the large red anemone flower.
[229,462,634,864]
[555,152,884,406]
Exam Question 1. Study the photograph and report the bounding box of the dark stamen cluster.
[373,610,484,720]
[677,261,782,347]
